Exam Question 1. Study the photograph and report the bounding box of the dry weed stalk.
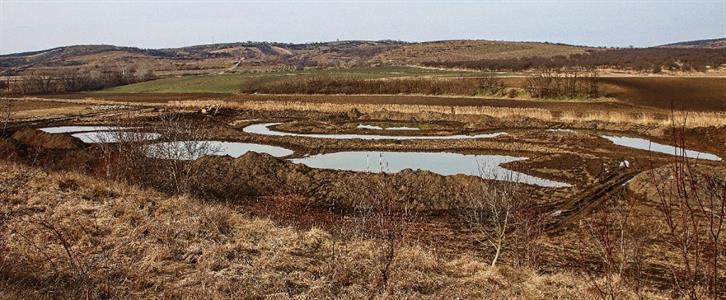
[649,123,726,299]
[578,195,647,300]
[1,98,11,136]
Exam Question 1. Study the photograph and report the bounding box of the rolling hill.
[0,40,591,76]
[659,38,726,49]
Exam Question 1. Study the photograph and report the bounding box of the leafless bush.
[94,113,220,196]
[1,98,12,136]
[649,124,725,299]
[577,195,647,300]
[144,114,220,194]
[525,68,599,99]
[459,171,543,268]
[339,158,420,297]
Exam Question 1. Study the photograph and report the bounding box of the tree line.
[422,48,726,73]
[240,69,600,99]
[1,66,156,95]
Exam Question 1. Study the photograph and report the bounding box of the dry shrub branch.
[648,125,726,299]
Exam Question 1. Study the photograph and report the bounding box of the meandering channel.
[243,122,506,140]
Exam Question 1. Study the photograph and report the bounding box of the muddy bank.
[11,128,86,150]
[154,152,550,210]
[1,132,555,210]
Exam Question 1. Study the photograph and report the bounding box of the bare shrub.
[144,114,220,194]
[648,127,726,299]
[525,68,599,99]
[336,159,421,297]
[92,112,219,195]
[459,171,543,268]
[577,195,647,300]
[1,98,12,136]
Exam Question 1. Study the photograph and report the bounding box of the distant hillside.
[0,40,591,76]
[373,40,591,64]
[3,39,723,76]
[0,41,406,75]
[659,38,726,49]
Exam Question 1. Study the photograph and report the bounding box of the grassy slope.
[101,66,470,94]
[0,161,617,299]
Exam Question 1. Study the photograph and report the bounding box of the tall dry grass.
[170,99,726,128]
[0,160,656,299]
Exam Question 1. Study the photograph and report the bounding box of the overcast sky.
[1,0,724,54]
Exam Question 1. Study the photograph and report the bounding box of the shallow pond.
[145,141,294,160]
[71,131,161,143]
[290,151,572,188]
[245,123,505,140]
[601,135,721,161]
[40,126,128,133]
[357,124,420,131]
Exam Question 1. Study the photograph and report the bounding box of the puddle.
[357,124,384,130]
[546,128,574,133]
[601,135,721,161]
[290,151,571,188]
[357,124,420,131]
[387,126,420,131]
[40,126,128,133]
[245,123,505,140]
[71,131,161,143]
[145,141,293,160]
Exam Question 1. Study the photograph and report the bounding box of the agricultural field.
[2,37,726,299]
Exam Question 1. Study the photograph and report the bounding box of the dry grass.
[170,99,726,129]
[0,160,651,299]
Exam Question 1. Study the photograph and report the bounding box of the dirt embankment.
[1,129,570,211]
[143,152,550,211]
[11,128,86,150]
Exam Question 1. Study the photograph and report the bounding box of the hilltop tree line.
[422,48,726,72]
[1,66,156,95]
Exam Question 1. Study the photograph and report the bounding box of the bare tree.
[144,113,221,195]
[459,171,539,268]
[23,71,60,94]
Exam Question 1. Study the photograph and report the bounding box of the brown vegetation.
[423,47,726,73]
[240,76,506,96]
[0,160,607,298]
[4,67,157,95]
[525,68,599,99]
